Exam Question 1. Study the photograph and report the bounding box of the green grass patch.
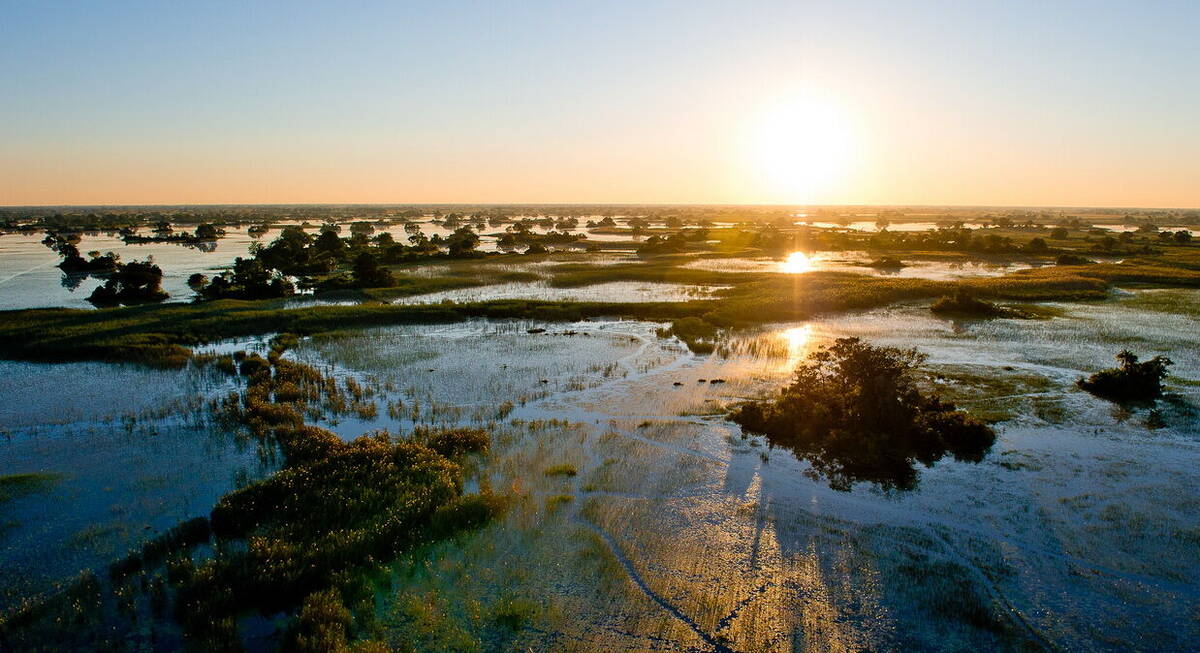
[543,464,578,477]
[0,473,62,505]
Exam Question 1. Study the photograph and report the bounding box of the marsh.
[1,207,1198,650]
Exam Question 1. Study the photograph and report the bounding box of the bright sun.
[780,251,813,273]
[750,94,857,202]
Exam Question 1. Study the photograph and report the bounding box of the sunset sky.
[2,1,1197,208]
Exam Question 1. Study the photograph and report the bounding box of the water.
[0,221,645,311]
[682,252,1038,280]
[0,361,267,608]
[292,295,1198,650]
[395,280,730,304]
[1,266,1197,648]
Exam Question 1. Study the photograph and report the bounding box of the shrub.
[420,427,490,459]
[658,316,720,353]
[1077,350,1173,402]
[730,337,995,490]
[931,289,1024,318]
[1055,254,1094,265]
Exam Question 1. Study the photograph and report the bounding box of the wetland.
[1,204,1199,651]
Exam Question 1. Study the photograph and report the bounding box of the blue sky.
[2,1,1197,206]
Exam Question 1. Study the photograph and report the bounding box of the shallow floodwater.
[276,293,1200,649]
[683,252,1037,280]
[0,222,643,311]
[0,361,268,608]
[395,280,729,304]
[2,288,1198,650]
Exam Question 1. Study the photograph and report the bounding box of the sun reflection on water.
[780,251,814,274]
[779,325,813,371]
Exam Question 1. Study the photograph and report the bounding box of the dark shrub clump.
[1077,350,1173,402]
[931,289,1024,319]
[730,337,995,491]
[1056,253,1094,265]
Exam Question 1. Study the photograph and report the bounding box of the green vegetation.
[86,259,169,306]
[2,216,1198,371]
[544,464,578,477]
[0,473,62,505]
[196,221,490,299]
[730,338,996,491]
[0,338,506,650]
[931,288,1028,319]
[1078,350,1174,402]
[656,315,721,354]
[41,232,119,273]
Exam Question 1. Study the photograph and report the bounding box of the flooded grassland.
[1,214,1199,651]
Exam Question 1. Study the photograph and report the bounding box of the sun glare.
[778,325,814,370]
[750,94,857,202]
[780,251,814,274]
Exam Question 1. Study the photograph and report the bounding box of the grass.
[0,238,1197,370]
[543,464,578,477]
[491,596,539,630]
[0,473,62,505]
[1,338,507,650]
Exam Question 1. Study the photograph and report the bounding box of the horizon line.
[3,202,1198,212]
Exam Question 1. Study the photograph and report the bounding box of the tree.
[351,252,395,287]
[1024,237,1050,253]
[88,259,168,306]
[1078,350,1173,402]
[313,229,346,257]
[445,226,480,257]
[195,223,222,240]
[730,338,995,491]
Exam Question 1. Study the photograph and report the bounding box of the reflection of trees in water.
[730,337,995,492]
[60,271,87,291]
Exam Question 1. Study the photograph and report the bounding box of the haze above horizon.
[3,1,1198,208]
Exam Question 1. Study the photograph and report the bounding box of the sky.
[1,0,1198,208]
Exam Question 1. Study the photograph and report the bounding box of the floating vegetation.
[730,337,996,490]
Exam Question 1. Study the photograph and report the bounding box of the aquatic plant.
[544,464,578,477]
[730,337,996,491]
[1077,350,1173,402]
[0,337,506,651]
[657,316,721,354]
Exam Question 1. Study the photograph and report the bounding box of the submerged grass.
[0,473,62,505]
[0,337,507,651]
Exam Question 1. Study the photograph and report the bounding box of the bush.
[1077,350,1173,402]
[544,464,578,477]
[88,259,169,306]
[1056,254,1094,265]
[730,338,995,490]
[931,289,1024,318]
[657,316,720,353]
[421,427,490,459]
